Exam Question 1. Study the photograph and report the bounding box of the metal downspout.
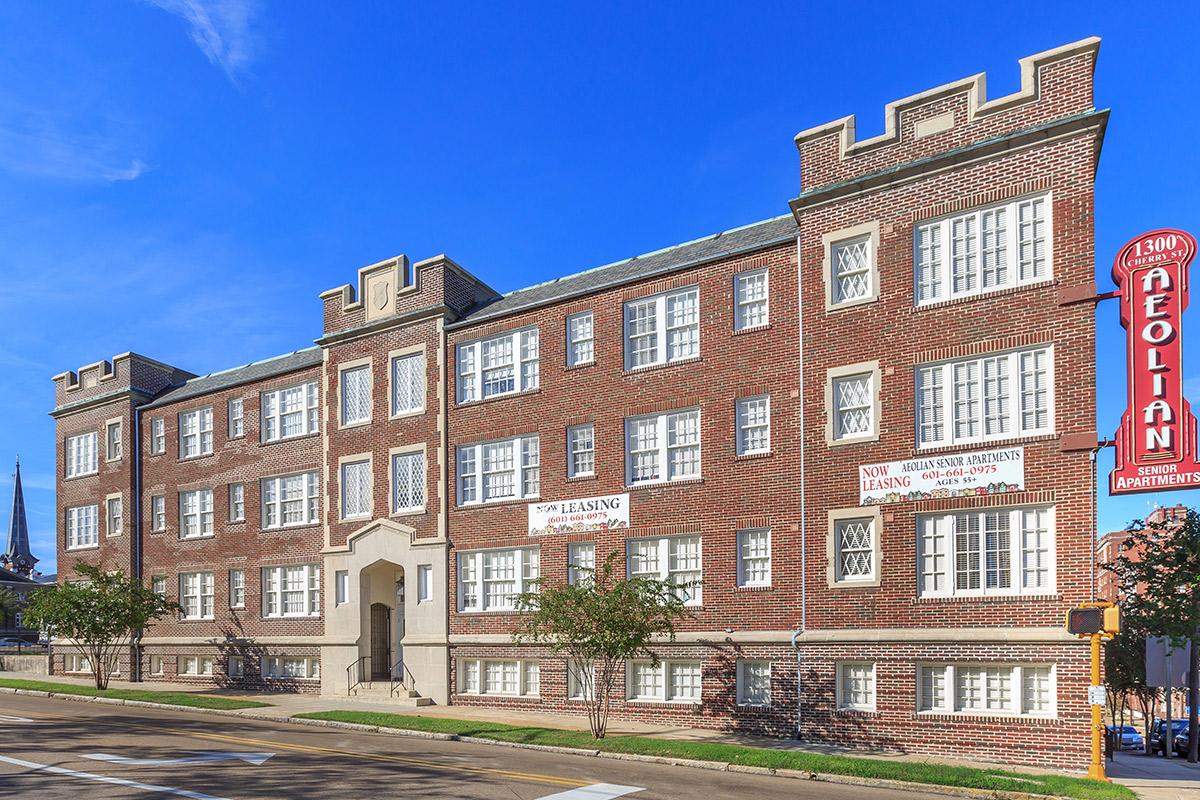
[793,230,806,740]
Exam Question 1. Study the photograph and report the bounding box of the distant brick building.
[1096,504,1189,602]
[50,38,1107,768]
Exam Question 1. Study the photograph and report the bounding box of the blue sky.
[1,1,1197,576]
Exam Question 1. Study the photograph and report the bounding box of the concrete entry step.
[347,684,433,706]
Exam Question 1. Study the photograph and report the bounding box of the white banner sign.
[528,493,630,537]
[859,446,1025,505]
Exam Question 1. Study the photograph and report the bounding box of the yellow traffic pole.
[1089,632,1107,781]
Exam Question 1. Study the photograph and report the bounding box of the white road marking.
[0,753,229,800]
[85,750,274,766]
[0,714,34,722]
[536,783,645,800]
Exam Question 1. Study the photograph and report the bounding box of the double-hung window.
[106,496,123,537]
[65,505,98,550]
[261,381,319,442]
[567,424,595,477]
[151,575,167,597]
[627,660,701,702]
[625,408,700,486]
[737,660,772,706]
[734,268,769,330]
[392,451,426,513]
[228,398,244,438]
[229,569,245,608]
[736,395,770,455]
[151,495,166,532]
[106,421,122,461]
[457,547,539,612]
[340,365,372,426]
[833,373,874,441]
[340,459,372,520]
[229,483,245,522]
[628,535,702,606]
[916,346,1053,448]
[917,506,1055,597]
[458,659,540,696]
[566,311,594,366]
[66,432,97,477]
[391,352,425,415]
[179,489,214,539]
[568,541,595,585]
[837,662,876,711]
[264,656,320,679]
[261,472,320,529]
[919,663,1054,717]
[456,435,539,505]
[179,407,213,458]
[151,418,166,455]
[179,571,214,620]
[262,564,320,617]
[915,194,1051,305]
[832,236,873,304]
[456,328,539,403]
[624,286,699,369]
[834,516,876,583]
[737,528,770,587]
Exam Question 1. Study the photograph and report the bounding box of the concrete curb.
[3,687,1091,800]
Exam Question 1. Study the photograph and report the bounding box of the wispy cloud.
[0,124,145,183]
[147,0,259,81]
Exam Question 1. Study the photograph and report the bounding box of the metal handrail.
[389,660,417,698]
[346,655,372,696]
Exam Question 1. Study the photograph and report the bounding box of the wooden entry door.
[369,602,391,679]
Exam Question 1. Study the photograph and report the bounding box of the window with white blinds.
[734,269,769,330]
[179,571,214,619]
[340,459,372,519]
[627,660,701,702]
[392,451,426,513]
[915,194,1051,305]
[736,395,770,455]
[261,472,320,529]
[262,564,320,617]
[65,432,98,478]
[456,328,539,403]
[919,663,1054,717]
[625,408,700,486]
[340,365,372,425]
[624,286,699,369]
[457,547,539,612]
[179,489,214,539]
[261,382,319,442]
[567,424,595,477]
[392,352,425,415]
[737,528,771,587]
[456,435,539,505]
[918,506,1055,597]
[458,659,540,696]
[916,346,1052,448]
[628,535,702,606]
[179,408,213,458]
[566,311,594,366]
[65,505,98,550]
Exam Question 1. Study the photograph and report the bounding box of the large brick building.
[50,38,1106,768]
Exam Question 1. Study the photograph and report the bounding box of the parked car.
[0,637,30,648]
[1107,725,1145,751]
[1150,719,1189,755]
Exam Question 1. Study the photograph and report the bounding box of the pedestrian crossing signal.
[1066,603,1120,637]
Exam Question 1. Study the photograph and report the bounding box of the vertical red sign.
[1110,228,1200,494]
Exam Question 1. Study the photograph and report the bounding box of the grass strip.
[0,678,272,710]
[295,710,1133,800]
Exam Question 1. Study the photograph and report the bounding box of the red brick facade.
[50,38,1105,769]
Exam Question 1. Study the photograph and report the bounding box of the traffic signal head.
[1066,604,1121,636]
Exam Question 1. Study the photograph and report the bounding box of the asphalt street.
[0,693,947,799]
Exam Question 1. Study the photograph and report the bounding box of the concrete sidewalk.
[1109,750,1200,800]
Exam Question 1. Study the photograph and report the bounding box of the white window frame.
[916,346,1054,449]
[105,419,122,461]
[457,658,540,697]
[917,506,1056,598]
[179,572,214,620]
[227,655,244,678]
[339,362,372,427]
[627,535,702,607]
[836,662,876,711]
[151,495,166,532]
[149,655,164,675]
[737,659,772,706]
[229,569,245,609]
[65,432,98,478]
[734,268,769,330]
[229,483,245,522]
[179,488,214,540]
[914,193,1053,306]
[623,285,699,370]
[917,663,1056,718]
[264,656,320,680]
[150,417,166,455]
[180,656,214,676]
[390,350,426,417]
[736,528,771,587]
[260,471,320,530]
[105,495,123,537]
[567,424,595,478]
[735,395,771,456]
[626,659,702,703]
[179,407,214,459]
[151,575,167,597]
[391,449,426,514]
[457,547,540,612]
[417,564,432,603]
[228,397,244,439]
[260,381,320,443]
[456,327,539,403]
[568,660,595,700]
[261,564,321,618]
[568,541,595,585]
[823,222,880,310]
[456,434,539,506]
[340,457,373,521]
[566,311,595,366]
[65,504,99,550]
[335,570,349,605]
[624,408,701,487]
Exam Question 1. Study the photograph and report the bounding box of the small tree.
[23,563,179,689]
[514,551,692,738]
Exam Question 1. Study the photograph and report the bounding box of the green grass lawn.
[0,678,272,710]
[296,710,1133,800]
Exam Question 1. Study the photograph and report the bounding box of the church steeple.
[2,457,36,577]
